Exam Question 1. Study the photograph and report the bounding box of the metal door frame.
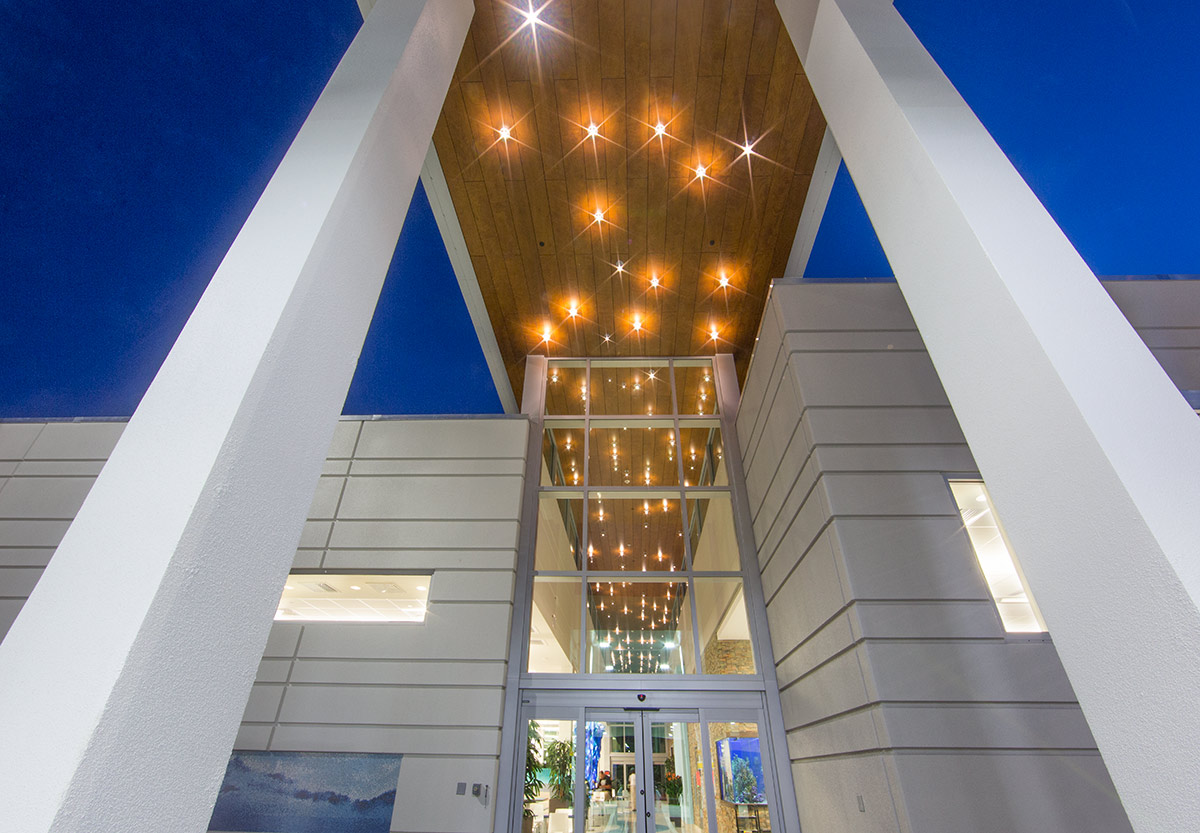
[514,690,783,833]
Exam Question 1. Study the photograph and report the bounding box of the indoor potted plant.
[544,738,575,812]
[524,722,545,832]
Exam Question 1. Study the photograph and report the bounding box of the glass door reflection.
[582,712,710,833]
[583,717,638,833]
[648,717,706,833]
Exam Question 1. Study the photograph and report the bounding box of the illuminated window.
[949,481,1045,633]
[531,358,760,675]
[276,574,430,622]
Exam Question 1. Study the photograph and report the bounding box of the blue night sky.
[2,0,1196,417]
[807,0,1200,280]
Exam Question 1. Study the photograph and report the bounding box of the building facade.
[2,2,1199,833]
[3,279,1197,832]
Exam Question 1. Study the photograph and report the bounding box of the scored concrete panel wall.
[0,420,124,637]
[738,282,1139,833]
[0,416,528,833]
[1104,281,1200,390]
[248,417,528,833]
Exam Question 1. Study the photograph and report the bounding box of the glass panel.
[649,721,708,833]
[587,579,692,673]
[276,574,429,622]
[687,494,741,572]
[546,361,589,416]
[589,421,680,488]
[694,579,756,674]
[529,577,582,673]
[678,421,724,487]
[584,721,635,833]
[674,360,718,415]
[543,422,585,486]
[587,494,685,572]
[528,719,577,830]
[949,481,1045,633]
[537,495,584,570]
[709,722,771,833]
[590,361,673,416]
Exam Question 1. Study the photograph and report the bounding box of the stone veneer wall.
[701,633,755,675]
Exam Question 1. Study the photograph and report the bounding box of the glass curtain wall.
[529,359,756,677]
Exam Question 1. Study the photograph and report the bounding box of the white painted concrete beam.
[421,142,519,413]
[0,2,473,831]
[784,126,842,278]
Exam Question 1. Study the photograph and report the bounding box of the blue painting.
[208,751,403,833]
[715,738,765,805]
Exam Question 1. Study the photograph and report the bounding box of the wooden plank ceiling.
[432,0,826,400]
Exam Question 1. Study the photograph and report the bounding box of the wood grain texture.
[432,0,826,399]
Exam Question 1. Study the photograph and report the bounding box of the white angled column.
[783,125,841,277]
[776,1,1200,831]
[0,2,471,831]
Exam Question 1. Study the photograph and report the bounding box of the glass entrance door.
[519,697,780,833]
[582,711,706,833]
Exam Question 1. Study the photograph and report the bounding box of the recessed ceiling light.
[586,122,599,138]
[567,301,579,318]
[741,141,754,156]
[709,324,719,340]
[542,323,552,342]
[593,207,604,223]
[654,122,667,137]
[498,125,511,141]
[632,315,642,332]
[695,164,706,179]
[615,259,625,273]
[519,2,542,30]
[649,275,660,289]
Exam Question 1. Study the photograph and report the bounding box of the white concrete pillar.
[0,2,472,831]
[775,1,1200,830]
[783,126,841,278]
